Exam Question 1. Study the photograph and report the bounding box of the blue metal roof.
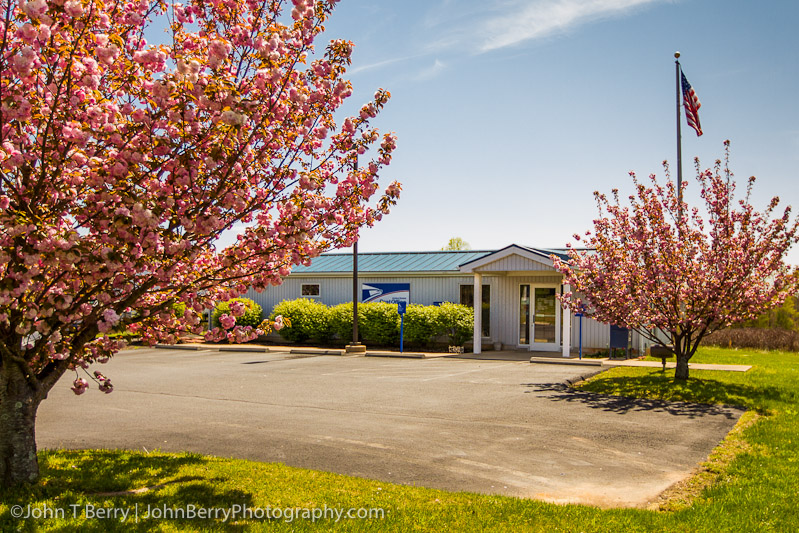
[521,246,572,262]
[292,250,493,274]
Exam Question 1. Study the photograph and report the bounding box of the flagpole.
[675,51,683,211]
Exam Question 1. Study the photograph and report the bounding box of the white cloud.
[349,54,423,75]
[348,1,667,80]
[414,59,447,81]
[478,0,664,52]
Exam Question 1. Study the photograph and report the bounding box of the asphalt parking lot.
[36,348,743,507]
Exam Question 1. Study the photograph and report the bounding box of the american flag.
[681,71,702,136]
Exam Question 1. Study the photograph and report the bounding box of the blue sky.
[309,0,799,262]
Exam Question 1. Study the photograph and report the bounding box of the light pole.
[345,157,366,354]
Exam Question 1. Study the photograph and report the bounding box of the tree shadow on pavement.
[521,382,742,420]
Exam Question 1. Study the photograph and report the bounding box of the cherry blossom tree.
[555,143,798,381]
[0,0,400,486]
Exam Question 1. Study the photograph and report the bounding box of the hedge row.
[268,299,473,347]
[211,298,263,328]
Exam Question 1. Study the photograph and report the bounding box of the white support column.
[562,284,571,358]
[473,273,482,354]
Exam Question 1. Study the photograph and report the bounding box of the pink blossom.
[64,0,83,17]
[94,371,113,393]
[205,327,228,342]
[102,308,120,325]
[37,24,50,41]
[16,23,38,43]
[71,378,88,395]
[130,108,146,122]
[96,44,120,65]
[13,46,37,75]
[219,313,236,329]
[21,0,47,18]
[229,300,245,317]
[208,39,232,68]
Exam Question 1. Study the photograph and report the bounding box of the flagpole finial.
[674,51,680,59]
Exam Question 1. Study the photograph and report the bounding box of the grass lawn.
[2,347,798,531]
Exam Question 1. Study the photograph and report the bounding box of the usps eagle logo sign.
[361,283,410,304]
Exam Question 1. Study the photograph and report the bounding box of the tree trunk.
[0,363,44,487]
[674,352,690,380]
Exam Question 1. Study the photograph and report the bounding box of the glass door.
[533,288,558,350]
[520,285,560,351]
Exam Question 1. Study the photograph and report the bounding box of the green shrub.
[403,304,439,347]
[329,302,363,343]
[436,302,473,346]
[266,299,470,348]
[360,302,401,345]
[270,298,331,343]
[212,298,263,328]
[172,301,187,318]
[102,330,140,341]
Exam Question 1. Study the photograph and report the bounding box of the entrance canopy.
[458,245,572,357]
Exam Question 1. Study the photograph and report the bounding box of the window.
[460,284,490,337]
[519,285,530,344]
[301,284,320,297]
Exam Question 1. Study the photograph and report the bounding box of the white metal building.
[245,244,642,355]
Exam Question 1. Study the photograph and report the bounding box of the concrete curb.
[219,346,270,353]
[530,357,603,367]
[155,344,204,351]
[290,348,344,356]
[366,351,426,359]
[562,368,607,387]
[152,344,345,356]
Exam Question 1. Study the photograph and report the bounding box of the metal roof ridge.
[314,249,495,256]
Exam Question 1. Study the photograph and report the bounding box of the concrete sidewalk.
[525,353,751,372]
[602,359,751,372]
[154,344,751,371]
